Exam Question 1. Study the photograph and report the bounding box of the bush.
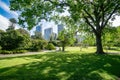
[13,50,28,53]
[0,50,28,54]
[0,50,13,54]
[29,40,41,51]
[30,39,48,51]
[0,46,2,50]
[0,30,31,50]
[46,43,56,50]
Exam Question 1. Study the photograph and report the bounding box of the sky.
[0,0,18,30]
[0,0,120,32]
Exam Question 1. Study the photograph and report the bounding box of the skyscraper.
[36,25,42,32]
[44,28,53,40]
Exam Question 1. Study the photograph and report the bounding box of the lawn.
[0,47,120,80]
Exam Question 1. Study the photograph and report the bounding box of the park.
[0,0,120,80]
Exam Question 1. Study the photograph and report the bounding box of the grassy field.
[0,47,120,80]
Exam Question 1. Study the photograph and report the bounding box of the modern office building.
[36,25,42,32]
[44,28,53,40]
[35,23,64,40]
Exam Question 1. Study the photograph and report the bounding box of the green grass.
[0,47,120,80]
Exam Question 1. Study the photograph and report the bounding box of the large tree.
[10,0,120,54]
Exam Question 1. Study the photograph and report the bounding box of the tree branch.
[44,0,70,6]
[84,16,97,35]
[83,9,95,23]
[102,4,119,29]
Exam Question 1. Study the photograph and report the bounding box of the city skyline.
[35,24,64,40]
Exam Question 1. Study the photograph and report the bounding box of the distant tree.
[114,26,120,46]
[0,29,4,40]
[6,18,17,31]
[0,29,4,49]
[17,28,30,36]
[31,31,43,40]
[102,26,117,49]
[57,30,75,51]
[82,32,95,47]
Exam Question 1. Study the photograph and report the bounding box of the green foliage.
[49,40,58,46]
[114,26,120,46]
[31,32,43,40]
[46,43,55,50]
[16,28,31,49]
[0,50,27,54]
[57,30,75,51]
[102,26,119,49]
[0,29,31,50]
[9,18,17,24]
[10,0,120,54]
[30,39,48,51]
[6,18,17,31]
[82,33,95,46]
[0,30,24,50]
[0,46,2,50]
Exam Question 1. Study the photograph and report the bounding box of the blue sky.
[0,0,19,30]
[0,0,120,31]
[0,0,58,34]
[0,0,18,18]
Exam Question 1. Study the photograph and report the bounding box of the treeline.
[0,28,56,54]
[80,26,120,50]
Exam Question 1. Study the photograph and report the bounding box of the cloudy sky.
[0,0,120,31]
[0,0,19,30]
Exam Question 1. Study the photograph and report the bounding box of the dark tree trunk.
[95,34,105,54]
[62,43,65,51]
[62,46,65,51]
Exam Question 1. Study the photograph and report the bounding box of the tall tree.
[10,0,120,54]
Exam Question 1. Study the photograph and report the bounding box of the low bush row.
[29,40,56,51]
[0,50,28,54]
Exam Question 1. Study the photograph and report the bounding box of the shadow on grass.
[0,52,120,80]
[105,47,120,51]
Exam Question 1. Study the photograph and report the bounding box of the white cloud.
[0,15,20,31]
[0,15,9,30]
[112,16,120,27]
[0,1,18,18]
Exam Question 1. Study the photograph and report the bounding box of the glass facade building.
[36,25,41,32]
[44,28,53,40]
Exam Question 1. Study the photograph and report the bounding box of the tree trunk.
[62,46,65,51]
[95,34,105,54]
[62,43,65,51]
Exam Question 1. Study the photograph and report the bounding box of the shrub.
[0,30,31,50]
[30,39,48,51]
[0,50,13,54]
[46,43,56,50]
[0,46,2,50]
[13,50,28,53]
[0,50,28,54]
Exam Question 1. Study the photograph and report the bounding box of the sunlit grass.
[66,47,96,53]
[0,47,120,80]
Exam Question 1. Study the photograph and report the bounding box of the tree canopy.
[10,0,120,54]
